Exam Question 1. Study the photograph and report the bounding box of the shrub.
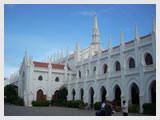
[71,100,84,108]
[66,100,84,108]
[110,99,121,106]
[13,97,24,106]
[32,100,50,107]
[128,104,139,113]
[67,100,73,107]
[94,102,102,110]
[51,99,64,106]
[114,106,121,112]
[142,103,156,115]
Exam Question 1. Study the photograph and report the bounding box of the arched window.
[79,71,81,78]
[103,64,107,73]
[129,58,135,68]
[55,77,59,82]
[115,61,121,71]
[93,66,96,74]
[145,53,153,65]
[38,75,43,81]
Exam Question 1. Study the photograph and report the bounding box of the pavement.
[4,104,147,116]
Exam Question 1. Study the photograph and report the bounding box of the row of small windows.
[78,53,153,77]
[38,76,60,82]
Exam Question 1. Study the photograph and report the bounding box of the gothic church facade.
[10,13,156,113]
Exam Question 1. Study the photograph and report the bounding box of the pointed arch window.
[38,75,43,81]
[129,58,135,68]
[115,61,121,71]
[55,77,60,82]
[103,64,107,73]
[87,69,89,75]
[93,66,96,74]
[145,53,153,65]
[79,71,81,78]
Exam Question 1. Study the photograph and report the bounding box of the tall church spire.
[92,12,100,44]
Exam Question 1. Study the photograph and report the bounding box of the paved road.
[4,104,146,116]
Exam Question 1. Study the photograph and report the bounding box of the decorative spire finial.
[25,48,27,57]
[92,12,99,44]
[108,35,112,50]
[67,47,70,57]
[53,53,56,63]
[57,50,59,63]
[152,16,156,33]
[60,49,63,62]
[135,24,139,40]
[120,31,125,45]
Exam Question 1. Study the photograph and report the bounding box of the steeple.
[24,48,28,63]
[25,48,27,57]
[92,12,100,44]
[152,16,156,33]
[135,24,139,40]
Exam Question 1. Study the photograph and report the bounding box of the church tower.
[91,12,100,54]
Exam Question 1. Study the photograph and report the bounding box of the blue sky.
[4,4,156,78]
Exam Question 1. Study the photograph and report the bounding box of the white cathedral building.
[9,13,156,113]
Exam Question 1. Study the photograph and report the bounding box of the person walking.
[122,100,128,116]
[101,101,106,116]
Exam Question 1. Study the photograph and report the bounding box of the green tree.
[58,86,68,101]
[4,84,18,103]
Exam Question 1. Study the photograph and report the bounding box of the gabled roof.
[33,61,71,70]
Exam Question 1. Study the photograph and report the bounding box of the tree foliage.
[4,84,18,103]
[57,86,68,101]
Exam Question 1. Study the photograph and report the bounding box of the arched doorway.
[131,83,139,105]
[114,85,121,105]
[80,88,84,101]
[52,90,59,101]
[100,86,106,102]
[37,89,43,101]
[89,87,94,108]
[150,80,156,104]
[72,89,76,100]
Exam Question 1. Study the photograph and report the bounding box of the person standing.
[122,100,128,116]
